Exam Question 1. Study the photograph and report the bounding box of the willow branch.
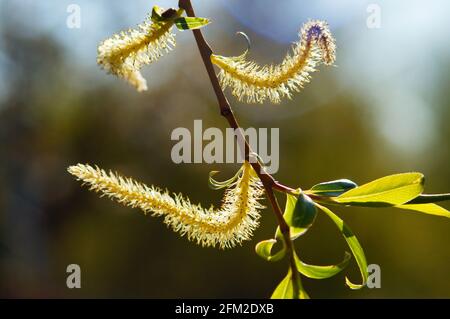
[178,0,300,292]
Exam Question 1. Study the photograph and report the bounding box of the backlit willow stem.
[178,0,301,295]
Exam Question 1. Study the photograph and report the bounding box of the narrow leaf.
[315,203,368,289]
[270,269,309,299]
[255,239,285,262]
[396,203,450,218]
[208,168,242,190]
[336,173,424,206]
[309,179,358,197]
[276,192,317,240]
[151,6,178,22]
[294,251,351,279]
[407,193,450,204]
[175,17,210,30]
[151,5,164,22]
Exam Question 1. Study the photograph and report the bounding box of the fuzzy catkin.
[68,162,264,249]
[97,9,182,92]
[211,20,336,104]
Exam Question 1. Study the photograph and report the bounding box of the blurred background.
[0,0,449,298]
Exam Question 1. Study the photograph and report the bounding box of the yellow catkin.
[211,20,336,104]
[67,162,264,249]
[97,9,183,92]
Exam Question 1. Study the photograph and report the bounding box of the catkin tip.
[211,20,336,104]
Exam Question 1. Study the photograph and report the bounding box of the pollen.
[211,20,336,104]
[67,162,264,249]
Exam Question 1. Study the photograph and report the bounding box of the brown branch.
[178,0,301,296]
[177,0,295,193]
[262,183,301,296]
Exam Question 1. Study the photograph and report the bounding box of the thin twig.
[178,0,301,296]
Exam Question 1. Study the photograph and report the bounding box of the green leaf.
[406,193,450,204]
[151,6,179,22]
[276,192,317,240]
[175,17,210,30]
[270,269,310,299]
[309,179,358,197]
[255,239,285,262]
[151,5,164,22]
[315,203,368,289]
[208,168,241,190]
[294,251,351,280]
[396,203,450,218]
[335,173,424,207]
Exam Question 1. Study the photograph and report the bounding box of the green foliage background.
[0,0,449,298]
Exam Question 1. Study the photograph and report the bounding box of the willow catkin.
[68,162,264,249]
[211,20,336,104]
[97,9,182,92]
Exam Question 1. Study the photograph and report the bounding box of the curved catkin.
[211,20,336,104]
[97,9,182,92]
[67,162,264,249]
